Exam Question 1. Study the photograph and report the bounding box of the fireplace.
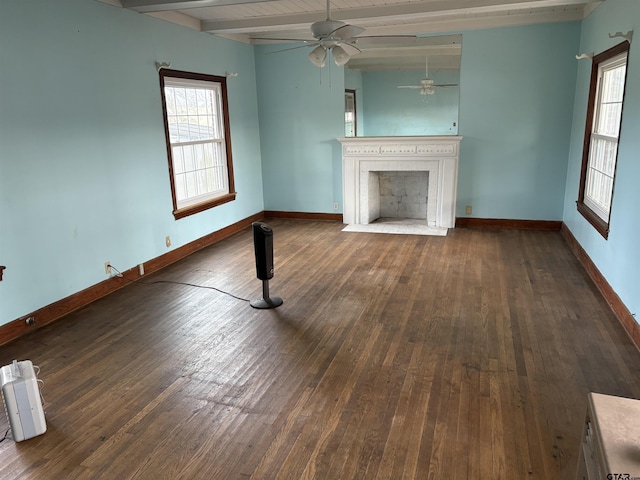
[339,136,462,230]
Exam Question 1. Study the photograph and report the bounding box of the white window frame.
[159,69,235,219]
[578,42,629,238]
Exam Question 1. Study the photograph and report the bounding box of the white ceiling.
[101,0,602,70]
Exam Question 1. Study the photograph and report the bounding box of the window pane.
[194,143,207,170]
[585,168,613,212]
[183,144,195,172]
[185,171,198,198]
[166,87,217,142]
[174,88,187,114]
[170,141,227,205]
[196,169,208,194]
[175,173,187,201]
[197,90,211,118]
[601,65,626,102]
[589,137,617,176]
[596,102,623,136]
[206,168,217,191]
[586,134,616,217]
[214,165,226,191]
[165,88,176,116]
[172,146,185,174]
[595,62,625,136]
[204,142,214,168]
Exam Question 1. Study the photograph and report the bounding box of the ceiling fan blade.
[330,24,365,41]
[340,42,362,56]
[397,86,422,89]
[265,43,318,55]
[252,37,314,43]
[352,35,418,48]
[433,84,459,87]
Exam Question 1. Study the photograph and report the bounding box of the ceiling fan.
[397,57,459,95]
[255,0,418,67]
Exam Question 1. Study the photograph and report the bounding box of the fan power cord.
[109,265,251,303]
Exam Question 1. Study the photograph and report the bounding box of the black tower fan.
[250,222,283,309]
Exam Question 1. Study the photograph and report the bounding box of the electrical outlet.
[105,261,112,275]
[333,202,339,211]
[25,317,36,326]
[465,205,472,215]
[165,236,171,248]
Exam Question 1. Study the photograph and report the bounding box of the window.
[159,69,236,219]
[345,89,357,137]
[577,42,629,238]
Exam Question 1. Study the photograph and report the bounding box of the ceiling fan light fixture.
[309,45,327,67]
[332,45,350,66]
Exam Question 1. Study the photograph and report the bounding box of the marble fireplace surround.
[339,136,462,229]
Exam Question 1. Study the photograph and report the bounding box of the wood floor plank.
[1,220,639,479]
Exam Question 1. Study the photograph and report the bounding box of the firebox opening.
[368,171,429,225]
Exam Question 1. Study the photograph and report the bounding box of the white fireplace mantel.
[338,136,462,228]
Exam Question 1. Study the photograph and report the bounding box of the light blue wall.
[0,0,264,326]
[458,22,581,220]
[361,69,459,136]
[255,44,344,213]
[563,0,640,323]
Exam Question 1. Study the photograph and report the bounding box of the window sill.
[173,192,237,220]
[576,201,609,239]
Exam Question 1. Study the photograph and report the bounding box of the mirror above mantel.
[344,34,462,137]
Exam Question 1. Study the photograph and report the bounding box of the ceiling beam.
[248,9,584,44]
[346,8,585,37]
[121,0,277,13]
[202,0,598,34]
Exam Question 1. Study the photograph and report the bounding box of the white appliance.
[576,392,640,479]
[1,360,46,442]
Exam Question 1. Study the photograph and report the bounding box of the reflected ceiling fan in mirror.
[254,0,419,67]
[397,57,459,95]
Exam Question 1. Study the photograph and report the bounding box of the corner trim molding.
[561,223,640,351]
[455,217,562,230]
[0,211,265,347]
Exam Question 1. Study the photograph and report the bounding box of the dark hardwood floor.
[1,219,639,479]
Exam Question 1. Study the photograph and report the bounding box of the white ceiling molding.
[146,11,203,30]
[121,0,278,13]
[584,1,605,17]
